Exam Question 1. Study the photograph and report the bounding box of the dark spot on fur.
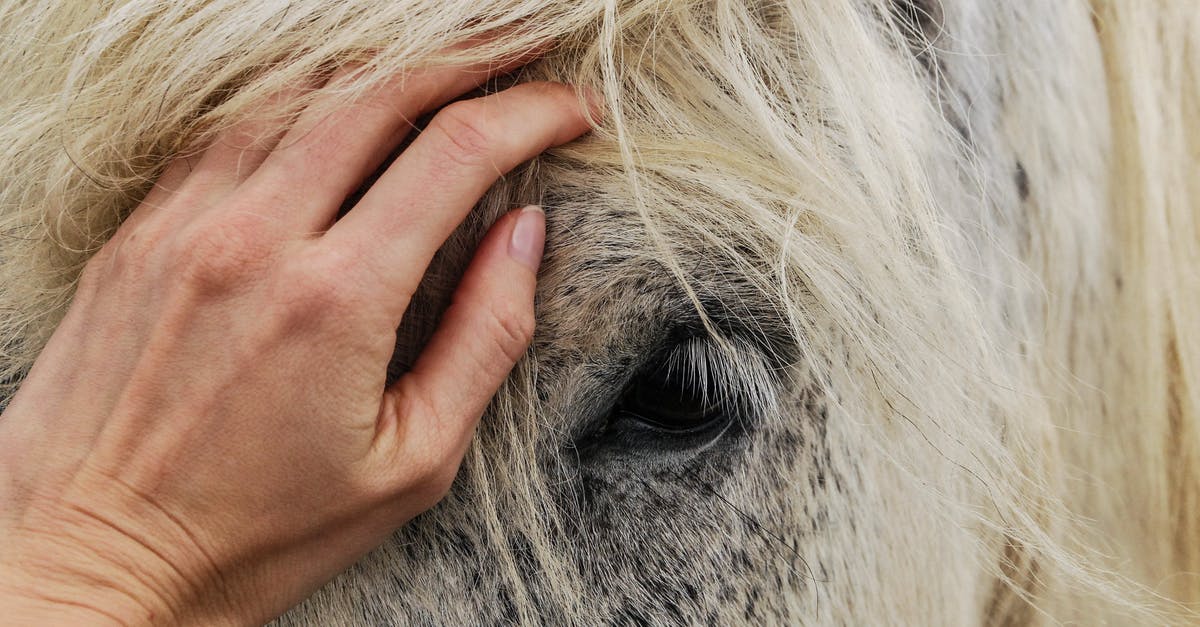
[495,584,520,624]
[982,537,1041,626]
[892,0,944,40]
[1015,161,1030,201]
[890,0,945,70]
[615,608,653,627]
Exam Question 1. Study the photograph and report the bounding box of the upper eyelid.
[658,333,777,420]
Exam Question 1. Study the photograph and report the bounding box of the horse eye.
[616,355,725,434]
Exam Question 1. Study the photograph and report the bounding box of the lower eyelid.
[627,414,728,435]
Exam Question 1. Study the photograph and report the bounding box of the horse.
[0,0,1196,623]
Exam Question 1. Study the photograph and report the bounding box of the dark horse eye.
[617,350,725,433]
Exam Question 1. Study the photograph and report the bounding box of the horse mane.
[0,0,1195,622]
[1082,0,1200,610]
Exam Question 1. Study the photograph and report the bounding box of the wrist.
[1,527,180,626]
[0,574,139,626]
[1,478,237,626]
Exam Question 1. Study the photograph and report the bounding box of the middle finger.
[244,48,543,232]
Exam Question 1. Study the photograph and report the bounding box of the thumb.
[384,205,544,468]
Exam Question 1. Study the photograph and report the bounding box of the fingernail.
[509,205,545,271]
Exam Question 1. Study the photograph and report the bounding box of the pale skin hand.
[0,52,595,625]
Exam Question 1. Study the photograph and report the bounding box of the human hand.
[0,54,594,625]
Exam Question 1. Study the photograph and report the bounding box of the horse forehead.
[385,183,683,386]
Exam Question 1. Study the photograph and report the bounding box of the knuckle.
[410,451,458,502]
[76,251,109,295]
[171,213,277,288]
[517,80,568,99]
[428,100,497,169]
[276,247,365,315]
[422,460,462,504]
[394,391,460,498]
[99,220,173,281]
[482,302,535,365]
[427,466,459,502]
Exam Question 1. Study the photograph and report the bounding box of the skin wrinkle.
[0,0,1197,625]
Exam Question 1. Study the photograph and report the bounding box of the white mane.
[0,1,1196,623]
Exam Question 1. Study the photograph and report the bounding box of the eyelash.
[611,336,770,437]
